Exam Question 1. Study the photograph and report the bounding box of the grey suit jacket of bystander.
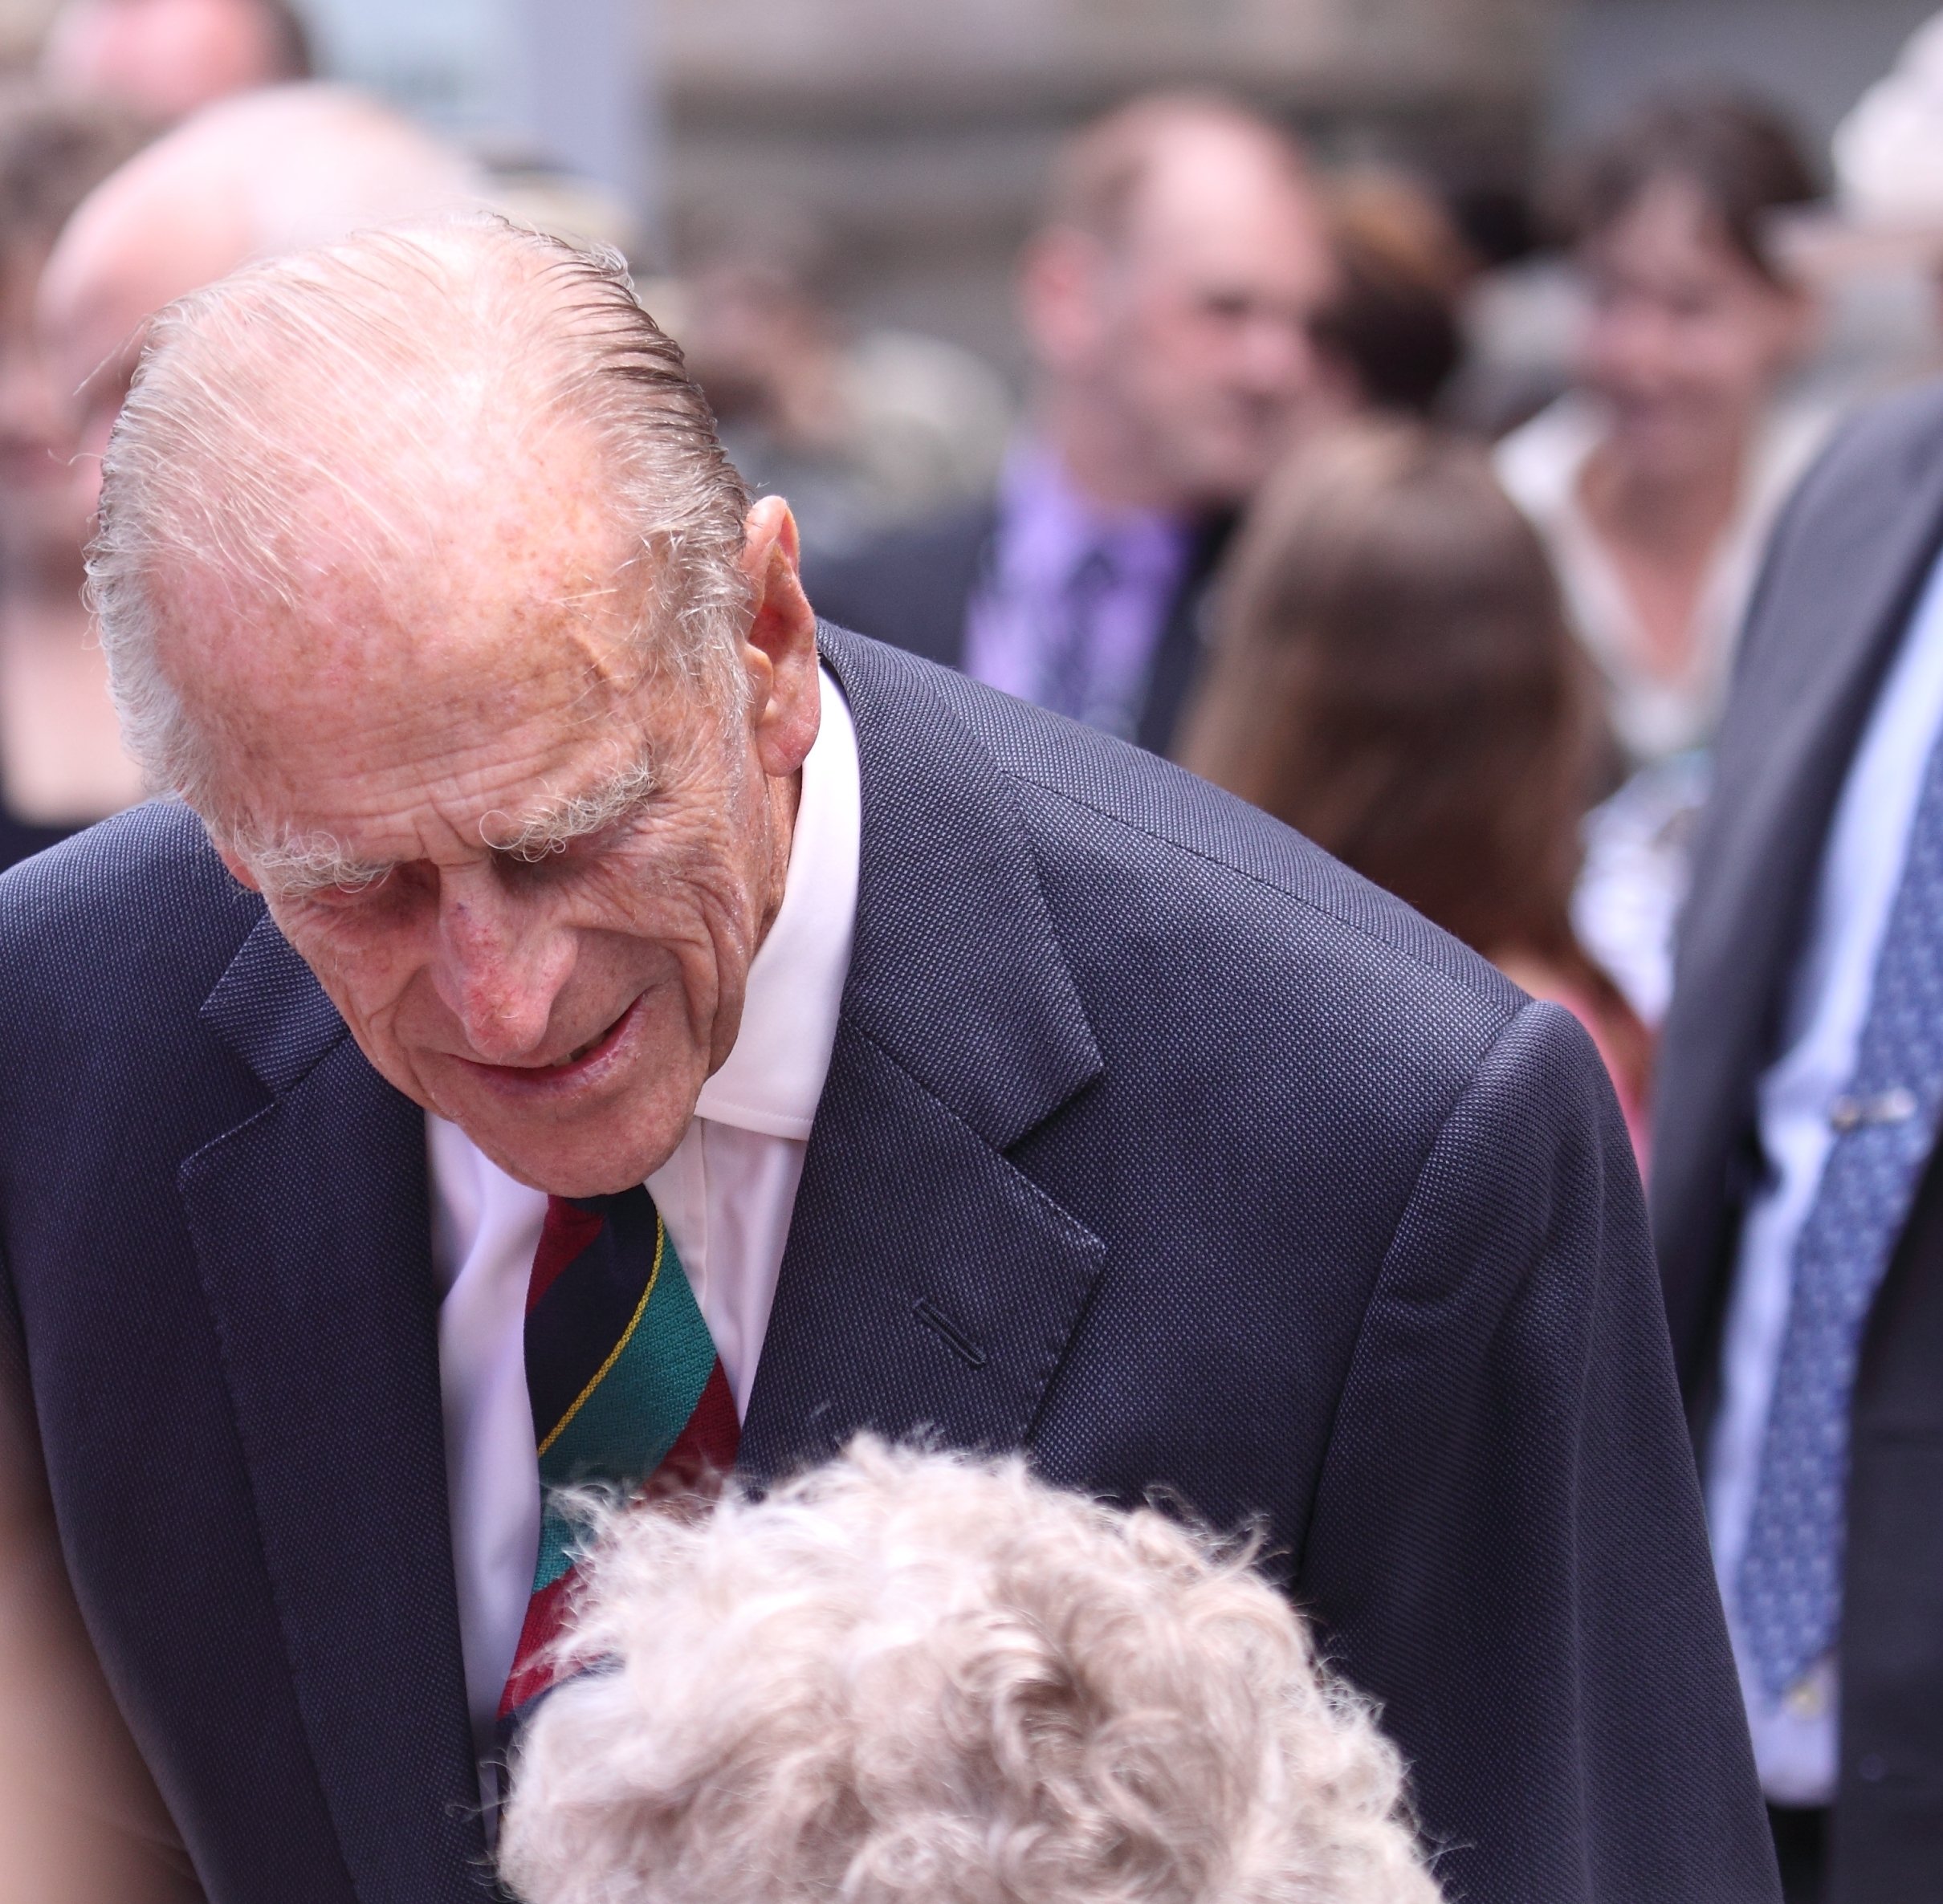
[1654,380,1943,1902]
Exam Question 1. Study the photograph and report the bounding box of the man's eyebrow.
[249,832,397,900]
[479,753,664,862]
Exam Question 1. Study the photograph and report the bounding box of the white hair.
[88,214,752,819]
[499,1439,1443,1904]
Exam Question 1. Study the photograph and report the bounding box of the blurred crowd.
[9,0,1943,1145]
[9,2,1943,1898]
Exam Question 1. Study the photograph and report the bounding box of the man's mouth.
[465,995,642,1086]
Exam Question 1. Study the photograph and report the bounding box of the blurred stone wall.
[659,0,1559,365]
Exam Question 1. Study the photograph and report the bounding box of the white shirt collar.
[691,664,859,1141]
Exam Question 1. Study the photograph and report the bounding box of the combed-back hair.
[89,215,752,814]
[499,1438,1442,1904]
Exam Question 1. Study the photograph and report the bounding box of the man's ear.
[739,494,821,781]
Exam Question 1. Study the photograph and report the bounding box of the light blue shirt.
[1707,547,1943,1803]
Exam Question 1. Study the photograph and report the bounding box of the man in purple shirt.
[808,91,1338,752]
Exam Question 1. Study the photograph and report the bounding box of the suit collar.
[813,621,1102,1149]
[740,628,1106,1481]
[188,919,487,1901]
[1686,419,1943,1080]
[1656,412,1943,1377]
[201,906,350,1096]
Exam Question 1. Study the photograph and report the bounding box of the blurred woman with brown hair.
[1177,418,1651,1152]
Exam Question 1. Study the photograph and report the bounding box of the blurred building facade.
[659,0,1553,366]
[0,0,1934,363]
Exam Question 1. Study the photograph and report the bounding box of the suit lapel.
[740,629,1107,1481]
[1660,421,1943,1374]
[185,914,485,1902]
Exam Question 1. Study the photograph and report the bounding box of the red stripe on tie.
[526,1198,606,1316]
[498,1564,578,1720]
[642,1359,740,1501]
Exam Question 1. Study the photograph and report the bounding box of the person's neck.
[1581,432,1746,563]
[751,763,803,958]
[1576,429,1752,685]
[1032,387,1180,517]
[0,584,145,824]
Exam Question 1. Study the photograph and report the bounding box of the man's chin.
[462,1118,679,1199]
[428,1071,694,1198]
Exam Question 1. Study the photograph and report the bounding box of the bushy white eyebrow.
[248,832,396,901]
[478,753,663,861]
[242,752,664,900]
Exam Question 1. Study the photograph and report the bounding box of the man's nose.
[430,873,576,1064]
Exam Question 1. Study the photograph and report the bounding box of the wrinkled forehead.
[154,492,676,831]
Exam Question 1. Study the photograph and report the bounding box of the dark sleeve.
[1301,1000,1778,1904]
[0,1255,206,1903]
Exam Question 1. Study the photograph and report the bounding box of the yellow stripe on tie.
[536,1216,665,1460]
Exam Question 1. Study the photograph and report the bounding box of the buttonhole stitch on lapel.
[912,1297,988,1369]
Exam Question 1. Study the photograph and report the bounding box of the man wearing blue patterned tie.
[0,216,1774,1903]
[1656,384,1943,1902]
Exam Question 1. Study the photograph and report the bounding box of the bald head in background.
[38,82,483,513]
[1020,91,1338,515]
[41,0,310,126]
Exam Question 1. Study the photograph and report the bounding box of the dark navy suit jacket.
[0,625,1772,1902]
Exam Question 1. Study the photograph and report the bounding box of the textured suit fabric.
[1653,380,1943,1900]
[0,624,1771,1903]
[801,499,1226,755]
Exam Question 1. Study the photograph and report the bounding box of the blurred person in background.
[1310,170,1472,420]
[1177,420,1651,1153]
[808,91,1338,755]
[40,0,310,126]
[501,1440,1443,1904]
[0,87,148,874]
[1497,93,1827,1032]
[680,210,1012,563]
[37,81,483,525]
[1653,378,1943,1902]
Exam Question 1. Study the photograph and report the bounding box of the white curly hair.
[499,1439,1442,1904]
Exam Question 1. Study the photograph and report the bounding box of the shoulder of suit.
[825,625,1525,1031]
[1792,378,1943,510]
[0,800,263,1040]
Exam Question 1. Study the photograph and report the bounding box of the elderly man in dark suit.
[1655,384,1943,1903]
[805,91,1338,755]
[0,216,1774,1903]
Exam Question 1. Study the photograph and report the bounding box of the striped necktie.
[497,1186,739,1733]
[1738,719,1943,1701]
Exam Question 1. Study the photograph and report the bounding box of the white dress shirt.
[1706,548,1943,1803]
[426,665,860,1768]
[1496,395,1829,766]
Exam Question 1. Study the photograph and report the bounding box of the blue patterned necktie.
[1737,720,1943,1701]
[1037,543,1118,724]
